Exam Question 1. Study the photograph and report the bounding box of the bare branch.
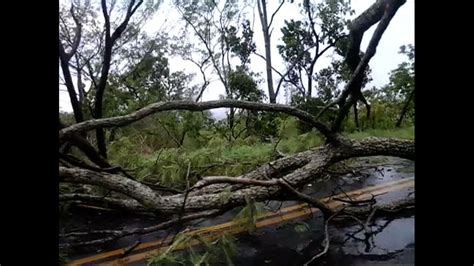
[60,209,223,247]
[176,6,228,89]
[268,0,285,29]
[254,52,284,77]
[60,193,144,212]
[304,208,344,265]
[187,55,211,102]
[111,0,143,43]
[66,4,83,61]
[59,99,337,142]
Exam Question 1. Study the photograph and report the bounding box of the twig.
[303,208,344,265]
[333,194,376,206]
[364,208,377,235]
[120,240,141,258]
[60,209,223,247]
[171,162,193,245]
[153,148,164,168]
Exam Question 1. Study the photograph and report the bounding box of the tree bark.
[59,5,84,123]
[59,99,338,143]
[257,0,279,103]
[59,40,84,123]
[331,0,406,132]
[395,88,415,127]
[60,137,413,214]
[94,0,144,158]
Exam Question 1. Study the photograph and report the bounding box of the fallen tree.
[59,0,412,259]
[60,136,413,214]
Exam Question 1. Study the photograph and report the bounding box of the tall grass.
[346,126,414,139]
[107,117,413,188]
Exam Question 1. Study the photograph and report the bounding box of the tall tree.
[255,0,285,103]
[392,44,415,127]
[277,0,353,101]
[175,0,263,141]
[59,0,159,158]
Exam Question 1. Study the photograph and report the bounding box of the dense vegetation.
[60,41,414,190]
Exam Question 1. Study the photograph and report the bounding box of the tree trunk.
[331,0,406,132]
[59,42,84,123]
[93,0,144,159]
[395,88,415,127]
[353,102,359,129]
[257,0,277,103]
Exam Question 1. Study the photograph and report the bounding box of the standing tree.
[277,0,353,102]
[255,0,285,103]
[59,0,159,158]
[174,0,264,141]
[392,44,415,127]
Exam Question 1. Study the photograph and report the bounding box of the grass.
[398,165,415,173]
[107,125,414,188]
[345,126,414,139]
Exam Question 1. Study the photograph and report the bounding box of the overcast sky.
[59,0,414,118]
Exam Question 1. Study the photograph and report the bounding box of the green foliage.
[364,44,415,127]
[228,68,264,102]
[278,19,314,67]
[277,0,353,99]
[314,0,354,42]
[345,126,414,140]
[147,231,237,266]
[59,111,76,126]
[59,252,68,265]
[107,127,275,187]
[294,221,311,233]
[101,35,199,118]
[233,196,266,233]
[276,118,324,154]
[225,20,256,67]
[398,165,414,173]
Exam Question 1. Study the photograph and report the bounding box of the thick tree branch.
[59,41,84,123]
[60,166,161,210]
[60,209,223,248]
[64,4,83,62]
[59,99,337,142]
[60,193,145,212]
[59,137,413,215]
[61,134,111,168]
[326,0,406,132]
[95,0,145,157]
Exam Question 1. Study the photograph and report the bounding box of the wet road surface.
[61,156,414,265]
